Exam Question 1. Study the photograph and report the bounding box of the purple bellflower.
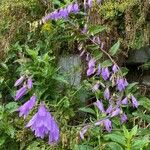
[112,64,118,73]
[111,107,121,117]
[101,67,110,80]
[92,83,100,92]
[96,64,101,75]
[15,86,27,100]
[106,104,113,114]
[14,76,25,87]
[87,58,96,76]
[120,113,128,124]
[27,78,33,89]
[131,95,139,108]
[79,125,90,139]
[26,103,59,144]
[18,95,36,118]
[116,78,128,92]
[122,97,128,105]
[103,119,112,132]
[94,100,105,113]
[104,88,110,100]
[88,0,93,8]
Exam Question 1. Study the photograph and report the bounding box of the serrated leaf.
[79,107,95,115]
[26,49,38,59]
[109,41,120,56]
[123,125,130,139]
[130,125,138,137]
[139,97,150,110]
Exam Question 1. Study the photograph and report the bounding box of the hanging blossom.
[92,82,100,92]
[116,78,128,92]
[79,125,90,139]
[14,76,25,87]
[42,3,79,23]
[131,95,139,108]
[87,58,96,76]
[18,95,36,118]
[101,67,110,80]
[26,103,59,145]
[14,76,34,100]
[104,88,110,100]
[15,86,27,100]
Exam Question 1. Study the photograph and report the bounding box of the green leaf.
[130,125,138,137]
[104,133,126,146]
[131,136,150,150]
[123,125,130,139]
[88,25,106,35]
[0,136,6,146]
[106,142,124,150]
[109,41,120,56]
[5,102,18,113]
[26,48,38,59]
[101,60,112,67]
[79,107,95,115]
[73,144,93,150]
[139,97,150,110]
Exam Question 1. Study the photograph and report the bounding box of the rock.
[127,47,150,64]
[58,55,82,87]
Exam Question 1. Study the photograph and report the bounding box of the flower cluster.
[42,3,79,23]
[79,54,139,139]
[14,76,59,144]
[14,75,33,100]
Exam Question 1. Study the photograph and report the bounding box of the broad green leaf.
[88,25,106,35]
[139,97,150,110]
[101,60,112,67]
[5,102,18,113]
[26,49,38,59]
[73,144,93,150]
[86,44,99,51]
[109,41,120,56]
[104,133,126,146]
[106,142,124,150]
[79,107,95,115]
[0,136,6,146]
[130,125,138,137]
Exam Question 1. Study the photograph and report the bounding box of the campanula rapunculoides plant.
[10,0,150,149]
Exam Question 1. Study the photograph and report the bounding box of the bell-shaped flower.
[104,88,110,100]
[18,95,36,118]
[101,67,110,80]
[96,64,101,75]
[116,78,128,92]
[87,67,95,76]
[94,100,105,113]
[106,104,113,114]
[79,125,90,140]
[88,0,93,8]
[103,119,112,132]
[120,113,128,124]
[92,83,100,92]
[26,103,59,144]
[111,107,121,117]
[112,64,118,73]
[131,95,139,108]
[15,86,27,100]
[14,76,25,87]
[122,97,128,105]
[27,78,33,89]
